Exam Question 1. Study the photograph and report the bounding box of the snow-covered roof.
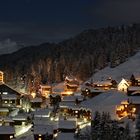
[58,120,77,129]
[12,115,27,121]
[0,126,15,134]
[33,125,55,135]
[57,133,75,140]
[81,90,128,120]
[93,80,112,86]
[33,117,50,125]
[59,116,77,121]
[30,97,42,103]
[118,78,129,85]
[128,96,140,104]
[131,91,140,95]
[90,88,105,93]
[33,108,51,118]
[128,86,140,91]
[62,95,84,102]
[59,102,77,108]
[1,94,17,100]
[0,117,14,122]
[0,108,9,112]
[65,83,78,87]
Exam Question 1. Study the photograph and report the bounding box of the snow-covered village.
[2,1,140,140]
[1,51,140,140]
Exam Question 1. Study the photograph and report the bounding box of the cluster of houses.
[0,72,91,140]
[2,69,140,139]
[81,73,140,96]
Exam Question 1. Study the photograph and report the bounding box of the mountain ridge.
[0,24,140,92]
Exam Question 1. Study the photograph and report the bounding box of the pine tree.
[135,113,140,140]
[91,111,101,140]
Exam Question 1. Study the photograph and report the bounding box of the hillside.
[92,51,140,81]
[0,24,140,92]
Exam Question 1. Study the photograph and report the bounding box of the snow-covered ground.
[82,90,129,119]
[92,51,140,81]
[14,51,140,139]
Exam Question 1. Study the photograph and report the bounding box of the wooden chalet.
[116,99,137,119]
[0,83,21,107]
[93,79,117,90]
[64,76,79,93]
[60,103,91,120]
[118,78,130,92]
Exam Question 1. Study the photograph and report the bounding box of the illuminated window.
[3,92,8,95]
[38,137,42,140]
[4,101,8,104]
[75,110,78,113]
[10,135,13,139]
[39,134,42,137]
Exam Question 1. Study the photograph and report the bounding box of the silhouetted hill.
[0,24,140,92]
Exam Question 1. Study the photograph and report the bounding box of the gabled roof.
[0,83,20,96]
[128,86,140,91]
[33,108,52,117]
[93,80,112,86]
[33,124,55,135]
[1,94,17,100]
[0,126,15,134]
[57,133,75,140]
[58,120,77,129]
[118,78,129,87]
[62,95,84,102]
[0,108,9,112]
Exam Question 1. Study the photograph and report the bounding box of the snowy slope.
[92,51,140,81]
[82,90,133,120]
[82,89,140,120]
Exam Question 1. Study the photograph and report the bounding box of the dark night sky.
[0,0,140,46]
